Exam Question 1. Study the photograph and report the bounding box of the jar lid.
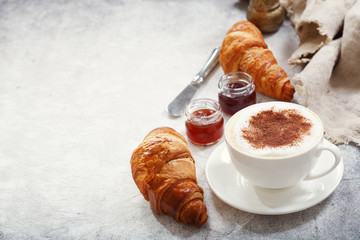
[185,98,223,125]
[249,0,280,11]
[218,71,255,96]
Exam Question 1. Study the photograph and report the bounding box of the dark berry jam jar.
[218,71,256,115]
[185,98,224,146]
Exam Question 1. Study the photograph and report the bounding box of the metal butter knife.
[167,47,220,117]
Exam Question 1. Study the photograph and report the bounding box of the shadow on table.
[148,188,331,238]
[211,191,331,234]
[234,0,249,11]
[153,213,212,239]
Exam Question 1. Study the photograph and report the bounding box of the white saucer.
[205,140,344,215]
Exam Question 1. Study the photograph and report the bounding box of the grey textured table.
[0,0,359,239]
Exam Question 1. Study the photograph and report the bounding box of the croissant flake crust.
[130,127,208,226]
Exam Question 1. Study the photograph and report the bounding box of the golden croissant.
[130,127,208,226]
[219,21,295,101]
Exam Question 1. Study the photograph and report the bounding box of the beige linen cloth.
[280,0,360,145]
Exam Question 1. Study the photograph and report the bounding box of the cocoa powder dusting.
[242,108,313,148]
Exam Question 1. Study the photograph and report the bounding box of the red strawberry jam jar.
[185,98,224,145]
[218,71,256,115]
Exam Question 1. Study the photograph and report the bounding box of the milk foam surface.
[230,103,323,158]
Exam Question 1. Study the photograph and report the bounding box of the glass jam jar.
[218,71,256,115]
[185,98,224,146]
[246,0,285,33]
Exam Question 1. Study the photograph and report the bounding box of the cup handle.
[303,140,341,181]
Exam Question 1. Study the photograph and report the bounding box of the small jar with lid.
[246,0,285,33]
[185,98,224,146]
[218,71,256,115]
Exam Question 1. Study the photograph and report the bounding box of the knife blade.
[167,47,220,117]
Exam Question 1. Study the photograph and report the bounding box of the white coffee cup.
[225,101,341,189]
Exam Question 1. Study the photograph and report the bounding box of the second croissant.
[219,21,295,101]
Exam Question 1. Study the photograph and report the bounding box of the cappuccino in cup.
[228,102,323,158]
[225,102,341,189]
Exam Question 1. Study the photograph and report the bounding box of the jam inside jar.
[185,98,224,145]
[218,71,256,115]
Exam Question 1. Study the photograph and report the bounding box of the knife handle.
[191,47,220,86]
